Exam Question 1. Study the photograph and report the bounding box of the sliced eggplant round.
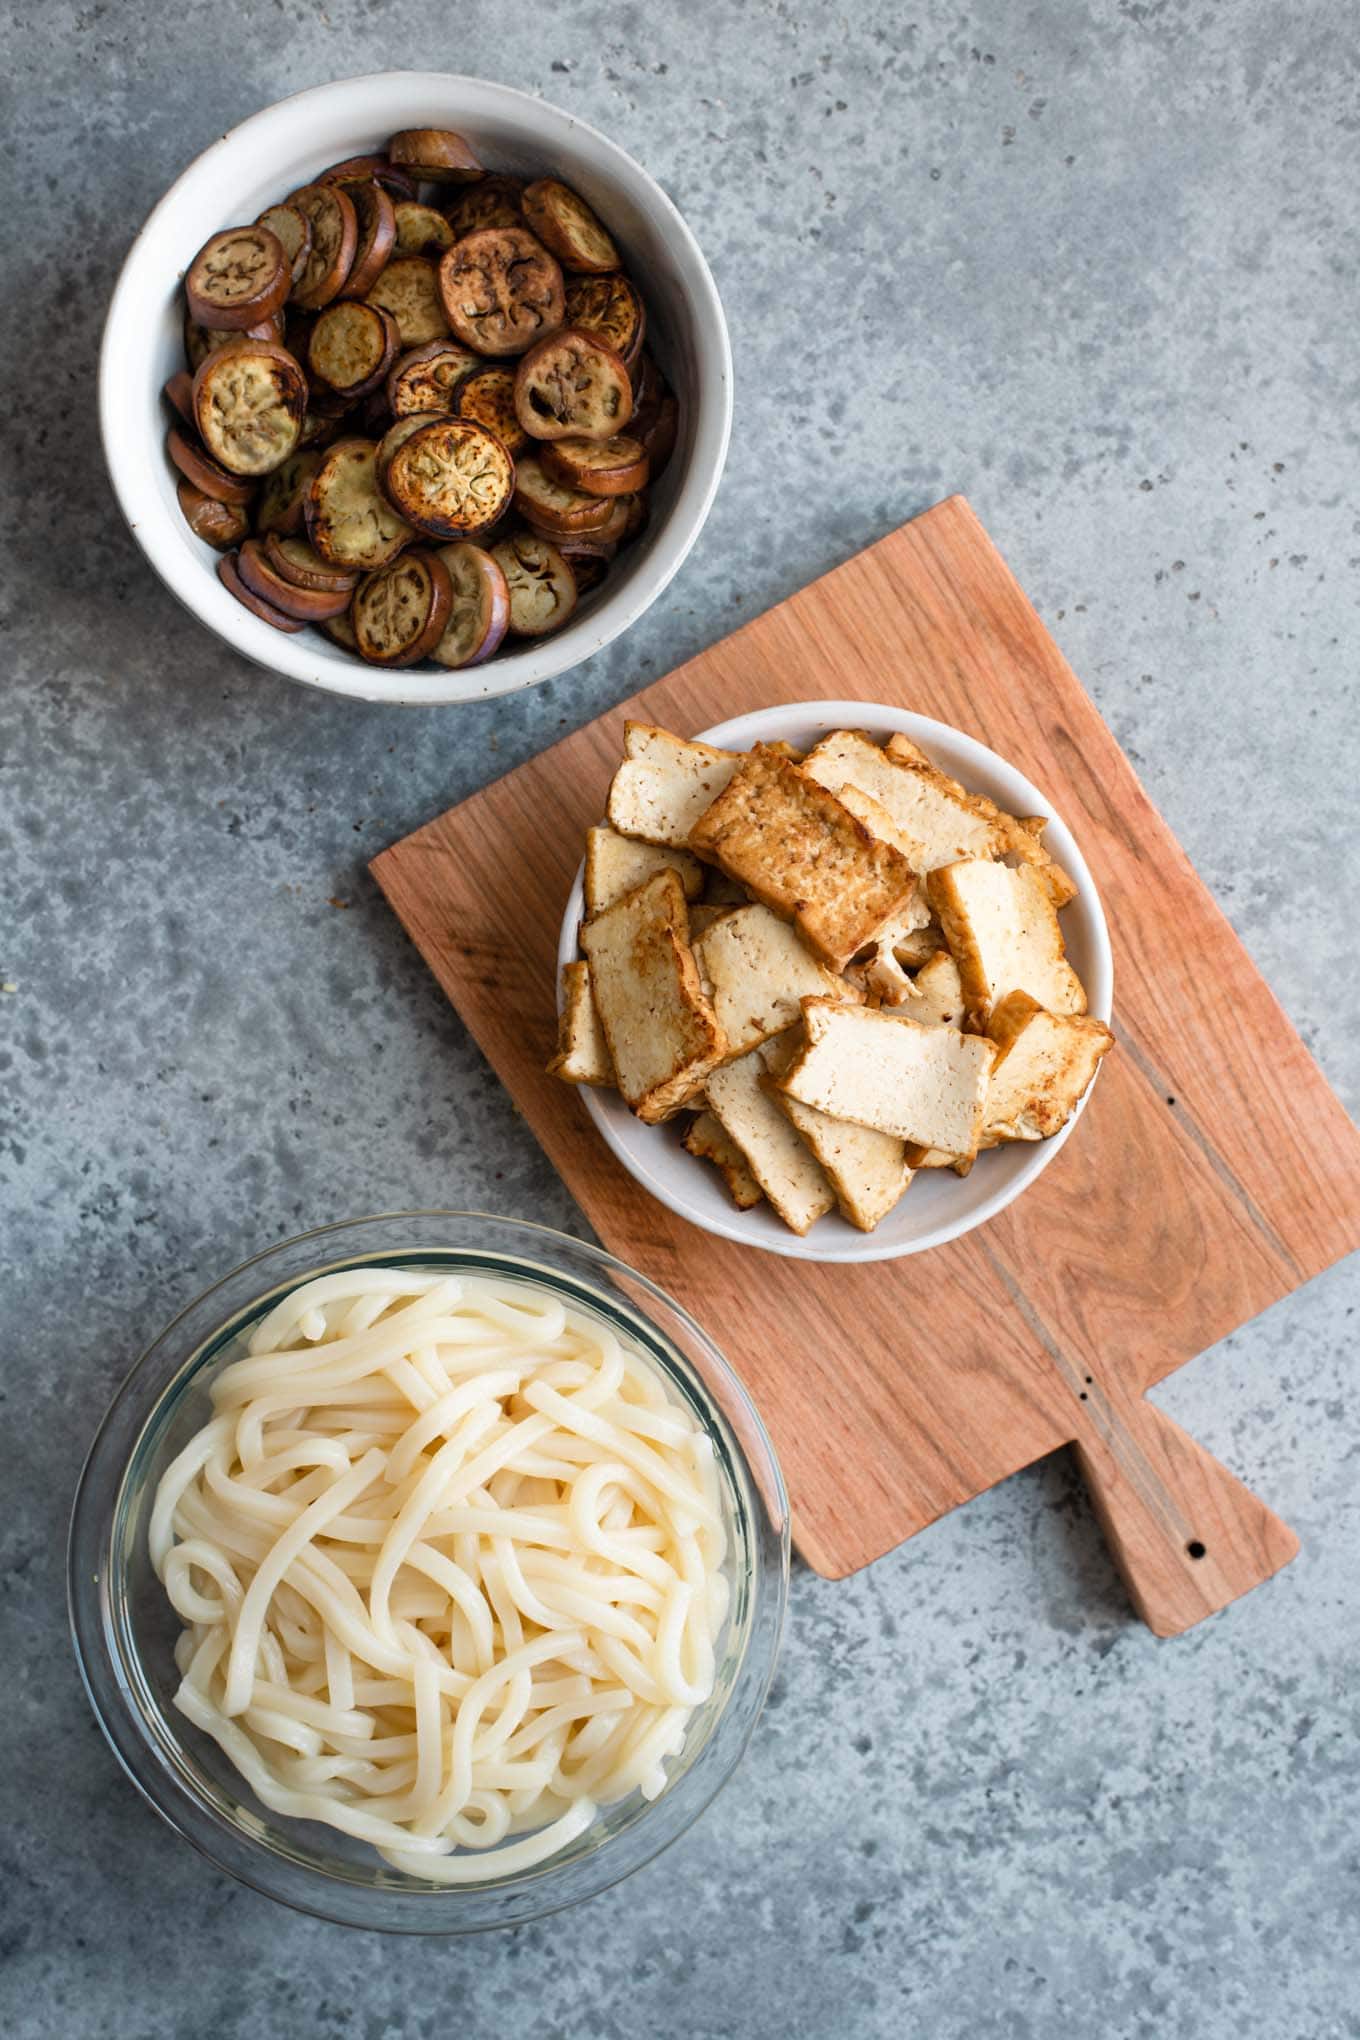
[307,437,414,569]
[255,449,323,536]
[387,128,483,184]
[637,391,678,477]
[512,454,616,536]
[323,607,359,650]
[352,549,454,665]
[237,537,353,621]
[593,493,639,548]
[256,202,313,288]
[438,228,564,358]
[337,177,397,300]
[288,184,359,311]
[308,300,399,399]
[564,272,646,371]
[375,411,445,490]
[166,425,256,506]
[318,153,417,201]
[176,478,250,549]
[453,364,527,455]
[386,339,483,417]
[185,308,284,372]
[442,175,525,238]
[430,542,511,668]
[162,370,196,426]
[392,201,455,258]
[382,418,515,540]
[297,405,355,451]
[513,327,632,442]
[521,179,619,274]
[365,256,450,347]
[218,548,305,631]
[560,545,609,595]
[264,531,360,594]
[620,490,651,545]
[540,433,649,497]
[186,223,290,330]
[192,340,308,475]
[490,531,579,638]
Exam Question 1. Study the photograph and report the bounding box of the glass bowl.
[68,1213,788,1932]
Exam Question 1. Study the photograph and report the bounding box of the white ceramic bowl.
[100,72,733,706]
[557,701,1114,1262]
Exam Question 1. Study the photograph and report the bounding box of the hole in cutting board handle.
[1186,1540,1207,1560]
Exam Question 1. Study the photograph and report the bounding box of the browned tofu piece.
[580,869,728,1123]
[687,745,918,971]
[682,1108,764,1210]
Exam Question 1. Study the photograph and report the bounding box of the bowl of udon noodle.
[68,1213,788,1931]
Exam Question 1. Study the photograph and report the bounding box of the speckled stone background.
[3,3,1358,2035]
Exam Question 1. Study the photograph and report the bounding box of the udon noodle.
[150,1265,730,1879]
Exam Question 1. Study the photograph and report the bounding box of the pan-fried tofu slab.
[812,729,1076,907]
[607,723,742,847]
[584,826,703,914]
[927,860,1085,1026]
[802,729,1003,870]
[906,949,965,1029]
[767,1082,913,1232]
[688,746,918,971]
[704,1043,836,1234]
[983,989,1113,1141]
[547,961,613,1085]
[580,868,727,1123]
[694,903,855,1054]
[778,997,996,1154]
[682,1108,763,1210]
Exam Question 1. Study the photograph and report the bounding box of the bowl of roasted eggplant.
[101,72,732,704]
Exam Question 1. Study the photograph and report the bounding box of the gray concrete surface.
[3,3,1358,2035]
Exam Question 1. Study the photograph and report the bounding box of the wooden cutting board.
[372,496,1360,1635]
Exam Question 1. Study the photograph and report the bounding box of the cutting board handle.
[1073,1380,1299,1636]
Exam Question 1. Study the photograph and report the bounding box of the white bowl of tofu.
[552,701,1114,1262]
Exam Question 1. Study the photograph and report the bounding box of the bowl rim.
[98,70,733,706]
[67,1211,789,1932]
[557,701,1115,1263]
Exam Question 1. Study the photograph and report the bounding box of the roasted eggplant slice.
[540,433,649,497]
[307,436,414,569]
[381,417,515,539]
[336,177,397,300]
[308,301,399,399]
[318,153,417,201]
[352,549,454,665]
[256,202,313,288]
[521,179,619,274]
[387,128,483,184]
[288,184,359,311]
[365,256,450,347]
[176,478,250,548]
[430,541,511,668]
[386,339,482,417]
[254,449,323,536]
[392,201,456,258]
[191,340,308,475]
[237,537,353,620]
[185,223,291,330]
[442,175,525,238]
[263,531,360,594]
[490,530,579,637]
[563,272,645,371]
[513,327,632,442]
[438,227,564,357]
[453,364,528,455]
[217,548,305,630]
[512,454,616,535]
[166,425,256,506]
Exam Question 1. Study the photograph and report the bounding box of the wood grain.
[372,496,1360,1632]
